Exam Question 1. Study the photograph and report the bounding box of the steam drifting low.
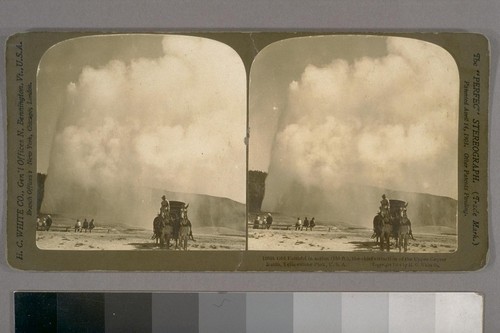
[41,35,246,228]
[260,37,459,224]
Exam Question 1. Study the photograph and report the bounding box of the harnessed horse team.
[373,197,413,252]
[153,198,194,250]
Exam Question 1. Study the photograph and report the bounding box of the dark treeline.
[37,173,47,212]
[248,170,267,212]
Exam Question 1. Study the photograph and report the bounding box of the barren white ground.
[36,216,245,251]
[248,213,457,253]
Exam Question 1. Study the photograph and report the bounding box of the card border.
[5,31,489,271]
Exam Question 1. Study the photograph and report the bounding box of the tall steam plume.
[262,37,459,225]
[41,35,246,228]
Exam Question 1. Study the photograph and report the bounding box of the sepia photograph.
[248,35,459,253]
[35,34,247,251]
[6,32,488,270]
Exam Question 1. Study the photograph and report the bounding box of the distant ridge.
[262,182,457,229]
[151,188,246,231]
[41,181,246,231]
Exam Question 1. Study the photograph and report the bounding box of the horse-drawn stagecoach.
[153,200,194,250]
[373,199,413,252]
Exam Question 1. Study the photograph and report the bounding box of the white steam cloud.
[42,35,246,226]
[263,37,459,216]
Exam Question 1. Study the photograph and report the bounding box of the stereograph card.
[5,32,489,271]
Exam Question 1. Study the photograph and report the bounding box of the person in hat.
[45,214,53,231]
[295,217,302,231]
[74,219,82,232]
[160,195,170,217]
[253,214,261,229]
[309,217,316,230]
[265,213,273,229]
[83,218,89,232]
[89,219,95,233]
[303,217,309,231]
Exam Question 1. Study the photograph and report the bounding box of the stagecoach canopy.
[389,199,407,215]
[169,201,187,212]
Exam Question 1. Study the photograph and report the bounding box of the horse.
[398,209,412,252]
[152,215,162,245]
[379,214,392,251]
[372,213,384,244]
[170,211,181,248]
[391,215,401,249]
[178,208,192,250]
[391,207,412,250]
[153,212,172,249]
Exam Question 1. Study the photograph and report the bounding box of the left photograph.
[36,34,247,251]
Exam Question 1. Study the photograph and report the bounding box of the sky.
[250,35,459,201]
[38,34,247,221]
[37,34,459,225]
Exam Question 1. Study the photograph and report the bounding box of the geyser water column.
[38,34,246,228]
[250,35,459,225]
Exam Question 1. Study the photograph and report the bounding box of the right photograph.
[248,35,459,253]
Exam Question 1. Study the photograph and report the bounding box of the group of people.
[74,218,95,233]
[252,213,273,229]
[295,217,316,231]
[36,215,53,231]
[252,213,316,231]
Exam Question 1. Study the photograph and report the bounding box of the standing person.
[45,215,53,231]
[303,217,309,231]
[83,219,89,233]
[295,217,302,231]
[89,219,95,233]
[75,219,82,232]
[310,217,316,230]
[266,213,273,229]
[253,215,261,229]
[160,195,170,217]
